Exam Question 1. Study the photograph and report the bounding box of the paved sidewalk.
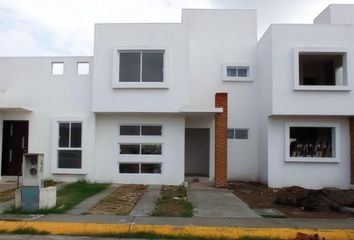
[0,235,146,240]
[130,185,161,216]
[67,185,119,215]
[187,187,260,218]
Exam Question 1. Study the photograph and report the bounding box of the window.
[293,48,350,91]
[285,123,340,162]
[289,127,333,158]
[119,163,161,174]
[119,50,164,82]
[58,122,82,169]
[119,125,162,136]
[227,128,249,140]
[227,66,249,77]
[52,62,64,75]
[299,53,345,86]
[223,64,252,82]
[77,62,90,75]
[119,143,162,155]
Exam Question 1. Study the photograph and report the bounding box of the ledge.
[112,83,169,89]
[285,157,339,163]
[294,86,352,91]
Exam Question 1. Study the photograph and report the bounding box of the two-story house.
[0,4,353,189]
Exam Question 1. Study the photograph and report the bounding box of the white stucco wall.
[94,114,185,185]
[267,116,350,189]
[269,24,354,116]
[92,23,190,113]
[314,4,354,25]
[183,10,259,181]
[0,57,94,181]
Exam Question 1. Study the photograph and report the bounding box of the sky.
[0,0,354,56]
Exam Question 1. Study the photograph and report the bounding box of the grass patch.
[6,180,109,214]
[152,185,193,217]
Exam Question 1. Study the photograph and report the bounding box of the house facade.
[0,5,353,189]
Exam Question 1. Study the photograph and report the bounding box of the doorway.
[1,121,29,176]
[185,128,210,177]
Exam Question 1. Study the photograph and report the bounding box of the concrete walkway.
[67,185,119,215]
[130,185,161,216]
[187,187,260,218]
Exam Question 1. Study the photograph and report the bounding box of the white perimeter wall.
[267,116,350,189]
[94,114,185,185]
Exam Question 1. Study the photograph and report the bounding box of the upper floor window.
[119,50,164,83]
[299,53,345,86]
[52,62,64,75]
[222,63,252,82]
[77,62,90,75]
[294,48,350,91]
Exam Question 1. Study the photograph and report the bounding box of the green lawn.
[6,180,109,214]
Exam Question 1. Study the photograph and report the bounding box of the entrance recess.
[185,128,210,177]
[1,121,29,176]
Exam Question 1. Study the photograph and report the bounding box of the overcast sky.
[0,0,353,56]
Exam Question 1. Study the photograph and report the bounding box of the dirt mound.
[293,232,325,240]
[275,187,353,212]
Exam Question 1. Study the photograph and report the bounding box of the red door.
[1,121,29,176]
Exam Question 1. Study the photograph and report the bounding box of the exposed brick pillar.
[350,117,354,184]
[215,93,228,188]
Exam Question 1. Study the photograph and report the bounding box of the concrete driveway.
[187,186,260,218]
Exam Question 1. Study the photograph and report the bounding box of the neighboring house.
[0,4,353,189]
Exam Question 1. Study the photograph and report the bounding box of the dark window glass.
[119,163,139,173]
[235,129,248,139]
[227,129,235,139]
[119,52,141,82]
[58,150,82,169]
[120,126,140,136]
[59,123,70,147]
[120,144,140,154]
[227,67,237,77]
[141,126,162,136]
[142,52,163,82]
[237,68,248,77]
[141,164,161,174]
[289,127,333,158]
[71,123,82,148]
[141,144,162,155]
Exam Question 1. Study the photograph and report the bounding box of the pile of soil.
[151,185,193,217]
[293,232,324,240]
[88,184,147,215]
[275,186,354,212]
[228,182,354,218]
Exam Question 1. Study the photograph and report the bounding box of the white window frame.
[112,46,169,89]
[284,122,340,163]
[51,117,87,174]
[77,62,90,75]
[119,143,163,156]
[119,124,163,136]
[52,62,64,75]
[118,162,163,175]
[222,63,253,82]
[293,47,352,91]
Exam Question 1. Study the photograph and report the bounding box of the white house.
[0,4,353,189]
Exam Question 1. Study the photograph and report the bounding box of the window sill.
[294,86,352,91]
[52,168,87,175]
[285,157,339,163]
[223,78,253,82]
[113,83,169,89]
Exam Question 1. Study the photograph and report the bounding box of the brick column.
[215,93,228,188]
[350,117,354,184]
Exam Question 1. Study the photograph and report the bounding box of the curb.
[0,220,353,239]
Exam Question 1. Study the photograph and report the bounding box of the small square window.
[52,62,64,75]
[227,129,235,139]
[77,62,90,75]
[223,64,252,82]
[235,129,248,139]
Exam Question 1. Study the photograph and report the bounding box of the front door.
[1,121,29,176]
[185,128,210,177]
